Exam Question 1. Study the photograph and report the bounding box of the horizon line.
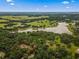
[0,11,79,13]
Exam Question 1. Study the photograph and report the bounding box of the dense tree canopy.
[0,29,79,59]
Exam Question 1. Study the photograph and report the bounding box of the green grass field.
[0,16,58,30]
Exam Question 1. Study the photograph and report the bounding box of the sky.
[0,0,79,12]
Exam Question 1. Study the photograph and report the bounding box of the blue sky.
[0,0,79,12]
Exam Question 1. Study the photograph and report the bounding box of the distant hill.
[0,12,79,16]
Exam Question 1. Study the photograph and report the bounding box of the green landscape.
[0,13,79,59]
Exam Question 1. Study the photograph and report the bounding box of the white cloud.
[10,3,15,6]
[66,6,70,8]
[62,1,70,4]
[44,5,48,8]
[6,0,15,6]
[6,0,13,2]
[71,0,75,2]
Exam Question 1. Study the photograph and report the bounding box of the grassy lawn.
[0,16,49,20]
[27,20,58,28]
[0,16,59,30]
[0,24,7,28]
[0,20,8,22]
